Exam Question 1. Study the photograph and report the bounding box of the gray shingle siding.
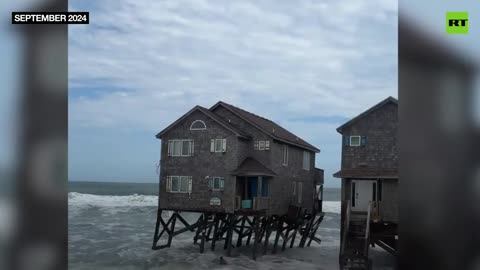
[341,102,398,170]
[158,104,320,216]
[338,100,398,224]
[159,110,238,213]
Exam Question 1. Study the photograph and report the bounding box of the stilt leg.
[272,219,282,254]
[167,212,177,247]
[246,216,254,245]
[290,224,298,248]
[236,216,246,247]
[152,209,162,249]
[193,215,203,244]
[282,227,290,251]
[252,214,260,260]
[211,214,220,251]
[226,215,235,256]
[200,213,208,253]
[263,217,271,254]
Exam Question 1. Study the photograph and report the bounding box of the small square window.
[259,141,265,150]
[350,136,361,146]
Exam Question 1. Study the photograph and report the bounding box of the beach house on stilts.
[152,101,324,259]
[334,97,399,269]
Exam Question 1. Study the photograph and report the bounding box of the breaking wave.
[68,192,341,214]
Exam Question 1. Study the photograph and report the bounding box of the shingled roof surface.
[231,157,277,176]
[211,101,319,152]
[333,168,398,179]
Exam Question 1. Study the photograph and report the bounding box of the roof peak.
[336,96,398,133]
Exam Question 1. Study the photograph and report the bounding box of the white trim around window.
[208,177,225,191]
[167,139,194,156]
[302,151,310,171]
[349,135,361,146]
[190,120,207,130]
[211,139,227,152]
[166,176,192,193]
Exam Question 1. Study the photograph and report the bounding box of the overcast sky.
[67,0,398,187]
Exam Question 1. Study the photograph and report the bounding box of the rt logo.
[446,12,468,34]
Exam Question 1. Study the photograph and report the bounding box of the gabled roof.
[333,168,398,179]
[231,157,277,176]
[336,97,398,133]
[156,106,249,139]
[211,101,320,152]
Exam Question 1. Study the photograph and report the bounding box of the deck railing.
[235,196,269,211]
[253,197,269,210]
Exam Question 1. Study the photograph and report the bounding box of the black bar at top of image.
[12,11,89,24]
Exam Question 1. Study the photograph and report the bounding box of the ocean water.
[68,182,394,269]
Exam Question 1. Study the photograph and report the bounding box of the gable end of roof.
[336,96,398,133]
[155,106,248,139]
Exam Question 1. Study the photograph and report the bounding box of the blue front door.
[247,177,258,198]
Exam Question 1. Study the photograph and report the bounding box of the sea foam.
[68,192,341,214]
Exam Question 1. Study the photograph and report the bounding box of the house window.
[166,176,192,193]
[168,140,194,156]
[302,151,310,170]
[292,181,296,195]
[282,145,288,166]
[254,140,270,151]
[211,139,226,152]
[190,120,207,130]
[345,135,366,146]
[209,177,225,191]
[350,136,361,146]
[259,141,265,150]
[298,182,303,204]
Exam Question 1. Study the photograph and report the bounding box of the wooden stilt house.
[334,97,399,268]
[152,101,324,258]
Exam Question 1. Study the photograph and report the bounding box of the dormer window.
[190,120,206,130]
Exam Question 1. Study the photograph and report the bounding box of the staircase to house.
[340,202,372,270]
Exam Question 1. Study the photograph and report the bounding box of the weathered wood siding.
[380,180,398,222]
[270,140,316,215]
[212,105,317,216]
[341,102,398,169]
[159,110,238,212]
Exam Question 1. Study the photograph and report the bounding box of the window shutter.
[188,177,192,193]
[210,139,215,152]
[292,181,296,195]
[220,178,224,189]
[208,178,213,189]
[222,139,227,152]
[361,136,366,146]
[344,136,350,146]
[190,140,194,156]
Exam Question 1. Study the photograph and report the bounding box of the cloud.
[68,0,398,185]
